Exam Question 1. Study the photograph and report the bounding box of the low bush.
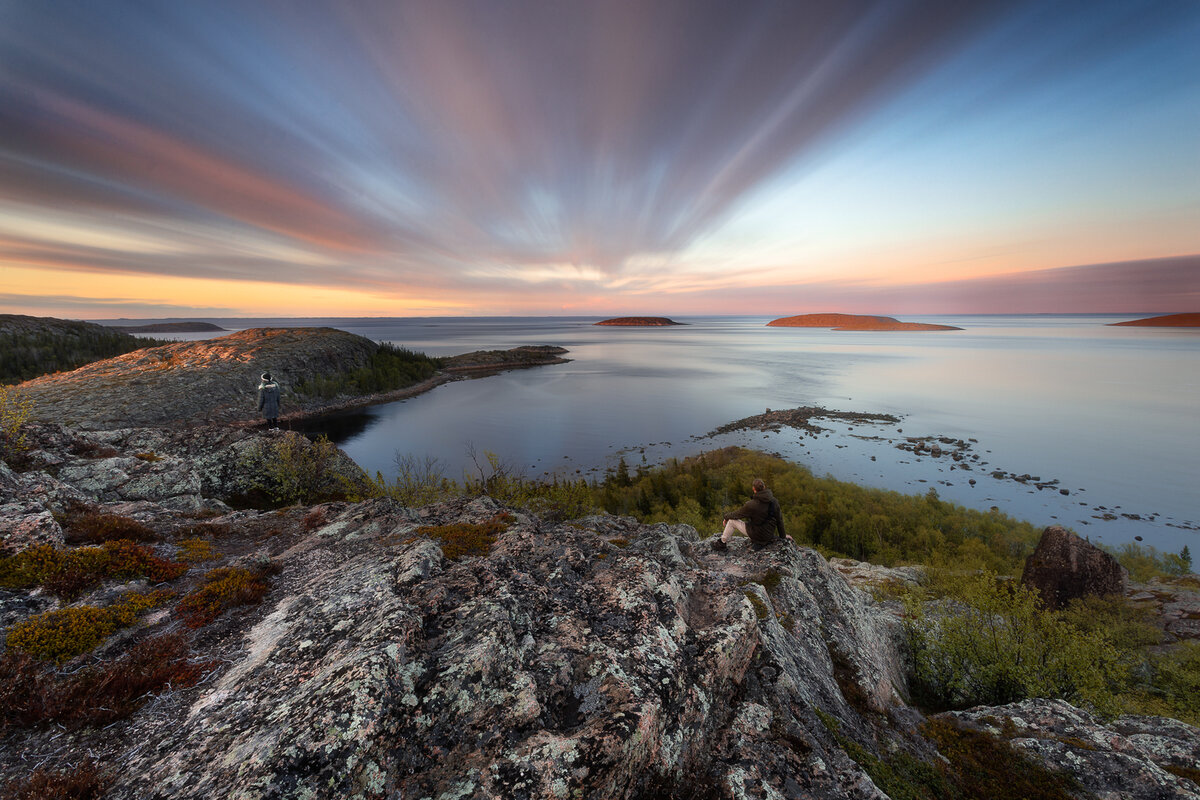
[237,432,362,507]
[0,541,186,600]
[175,537,218,563]
[176,565,272,628]
[1106,541,1194,582]
[60,509,157,545]
[0,385,33,466]
[904,572,1126,714]
[922,717,1082,800]
[416,513,513,561]
[0,632,208,733]
[5,590,172,664]
[0,757,112,800]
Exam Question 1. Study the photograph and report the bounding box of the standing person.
[257,371,281,428]
[712,478,792,552]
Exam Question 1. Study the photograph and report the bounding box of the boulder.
[1021,525,1127,610]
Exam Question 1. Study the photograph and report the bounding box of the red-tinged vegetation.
[0,633,208,733]
[0,540,186,600]
[0,757,112,800]
[176,565,272,628]
[416,512,514,561]
[60,509,157,544]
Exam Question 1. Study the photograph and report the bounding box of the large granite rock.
[1021,524,1128,610]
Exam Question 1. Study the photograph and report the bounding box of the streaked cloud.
[1,0,1197,316]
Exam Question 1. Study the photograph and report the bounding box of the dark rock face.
[1021,525,1128,609]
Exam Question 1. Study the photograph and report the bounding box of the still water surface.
[168,315,1200,552]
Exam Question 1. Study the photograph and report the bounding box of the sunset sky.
[1,0,1198,319]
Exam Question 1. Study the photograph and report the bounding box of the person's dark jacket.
[725,488,786,544]
[257,380,281,418]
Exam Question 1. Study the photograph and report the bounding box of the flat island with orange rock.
[594,316,685,326]
[1108,313,1200,327]
[767,313,961,331]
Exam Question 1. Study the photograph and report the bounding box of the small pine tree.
[1181,545,1193,573]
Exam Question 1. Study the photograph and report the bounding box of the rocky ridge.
[2,425,1199,798]
[16,328,569,430]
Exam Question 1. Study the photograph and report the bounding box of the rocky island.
[1,322,1198,799]
[595,317,685,326]
[109,321,228,334]
[767,314,962,331]
[1109,313,1200,327]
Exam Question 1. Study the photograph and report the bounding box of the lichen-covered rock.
[945,699,1200,799]
[96,501,915,800]
[1022,524,1128,609]
[0,500,65,554]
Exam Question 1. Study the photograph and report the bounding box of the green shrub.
[238,432,363,507]
[0,384,33,465]
[594,447,1042,573]
[905,572,1126,714]
[1106,541,1194,582]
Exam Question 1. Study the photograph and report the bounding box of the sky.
[1,0,1198,319]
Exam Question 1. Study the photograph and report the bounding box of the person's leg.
[721,519,747,543]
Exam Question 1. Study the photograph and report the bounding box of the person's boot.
[711,538,728,552]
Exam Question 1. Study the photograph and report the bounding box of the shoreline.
[251,353,574,428]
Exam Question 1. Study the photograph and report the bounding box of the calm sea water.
[139,315,1200,553]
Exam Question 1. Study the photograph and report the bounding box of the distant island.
[1108,313,1200,328]
[594,316,685,326]
[767,313,962,331]
[113,321,227,333]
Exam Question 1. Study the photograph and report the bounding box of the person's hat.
[261,372,272,381]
